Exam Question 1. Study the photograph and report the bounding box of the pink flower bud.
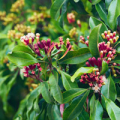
[89,58,94,66]
[86,62,90,67]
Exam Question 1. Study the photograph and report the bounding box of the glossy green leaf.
[47,104,62,120]
[49,73,63,103]
[101,75,117,102]
[89,24,101,57]
[107,0,120,30]
[7,51,38,67]
[100,60,108,75]
[63,88,87,103]
[71,67,94,82]
[92,0,101,4]
[89,17,108,36]
[60,71,78,90]
[95,2,108,25]
[78,108,89,120]
[41,82,53,103]
[104,97,120,120]
[50,0,67,20]
[105,0,112,8]
[90,94,103,120]
[59,48,92,64]
[63,90,89,120]
[13,45,34,55]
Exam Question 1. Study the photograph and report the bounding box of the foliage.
[0,0,120,120]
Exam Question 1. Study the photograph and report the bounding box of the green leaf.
[14,95,29,119]
[41,82,53,103]
[105,0,112,9]
[90,94,103,120]
[113,55,120,64]
[95,2,108,25]
[78,108,89,120]
[59,48,92,64]
[100,60,108,75]
[47,104,62,120]
[27,85,41,119]
[69,0,87,14]
[92,0,101,5]
[101,75,117,102]
[104,97,120,120]
[71,67,94,82]
[60,71,78,90]
[63,90,89,120]
[0,33,8,39]
[63,88,87,103]
[107,0,120,30]
[74,0,79,2]
[50,0,67,20]
[49,73,63,103]
[52,20,66,34]
[89,17,108,36]
[2,23,13,34]
[81,0,92,14]
[89,24,101,57]
[13,45,34,55]
[7,51,38,67]
[117,46,120,53]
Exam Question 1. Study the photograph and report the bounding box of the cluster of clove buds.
[22,63,42,78]
[101,30,119,43]
[79,35,89,46]
[79,68,108,92]
[20,33,72,57]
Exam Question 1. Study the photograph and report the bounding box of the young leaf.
[63,88,87,103]
[49,73,63,103]
[100,60,108,75]
[104,97,120,120]
[71,67,94,82]
[7,51,38,67]
[63,90,89,120]
[107,0,120,30]
[59,48,92,64]
[101,75,117,102]
[90,94,103,120]
[60,71,78,90]
[89,24,101,57]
